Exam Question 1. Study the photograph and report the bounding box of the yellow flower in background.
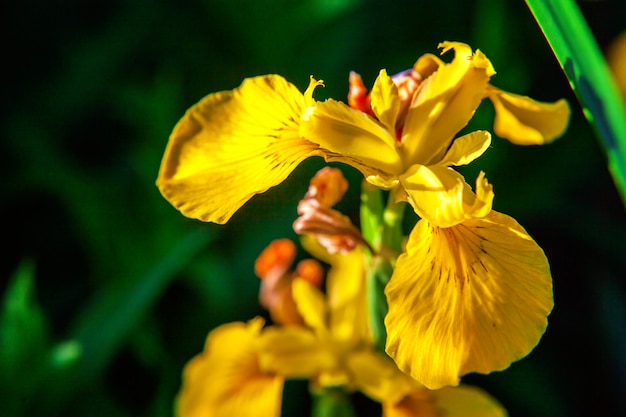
[156,41,569,226]
[176,318,283,417]
[175,238,509,417]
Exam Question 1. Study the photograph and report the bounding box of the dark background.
[1,0,625,416]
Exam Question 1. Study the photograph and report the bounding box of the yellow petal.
[413,53,444,79]
[437,130,491,167]
[292,277,328,334]
[428,385,507,417]
[400,166,493,228]
[301,97,403,175]
[385,211,553,389]
[487,86,571,144]
[157,75,321,224]
[257,325,336,378]
[383,385,507,417]
[347,350,418,405]
[401,42,494,165]
[301,236,369,342]
[370,69,401,133]
[176,318,283,417]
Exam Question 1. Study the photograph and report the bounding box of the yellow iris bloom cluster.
[177,233,507,417]
[157,41,571,416]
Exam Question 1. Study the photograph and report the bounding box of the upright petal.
[385,211,553,389]
[292,278,328,334]
[176,319,283,417]
[370,69,401,133]
[302,236,369,342]
[157,75,321,224]
[487,86,571,144]
[401,42,494,166]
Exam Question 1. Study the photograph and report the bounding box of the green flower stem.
[382,186,405,256]
[311,387,357,417]
[360,183,405,352]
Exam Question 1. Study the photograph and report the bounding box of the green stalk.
[360,183,405,352]
[311,387,356,417]
[525,0,626,204]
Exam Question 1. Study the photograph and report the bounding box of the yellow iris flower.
[158,41,568,390]
[157,41,569,227]
[176,239,508,417]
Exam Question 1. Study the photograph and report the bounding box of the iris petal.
[301,98,403,175]
[292,278,328,334]
[385,212,553,389]
[370,69,401,133]
[383,385,506,417]
[400,166,493,228]
[302,237,369,342]
[488,86,571,144]
[157,75,321,224]
[401,42,494,165]
[437,130,491,167]
[346,350,417,405]
[257,325,336,378]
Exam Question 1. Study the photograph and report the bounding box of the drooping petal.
[176,318,283,417]
[384,211,553,389]
[370,69,401,133]
[401,42,495,166]
[301,97,403,175]
[157,75,321,224]
[400,166,493,228]
[487,86,571,145]
[383,385,507,417]
[437,130,491,167]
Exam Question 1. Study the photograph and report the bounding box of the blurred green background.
[1,0,625,416]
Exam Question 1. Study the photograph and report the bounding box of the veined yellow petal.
[370,69,401,133]
[400,166,493,228]
[487,86,571,145]
[301,98,403,175]
[383,385,506,417]
[157,75,321,224]
[437,130,492,167]
[176,319,283,417]
[401,42,494,166]
[385,212,553,389]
